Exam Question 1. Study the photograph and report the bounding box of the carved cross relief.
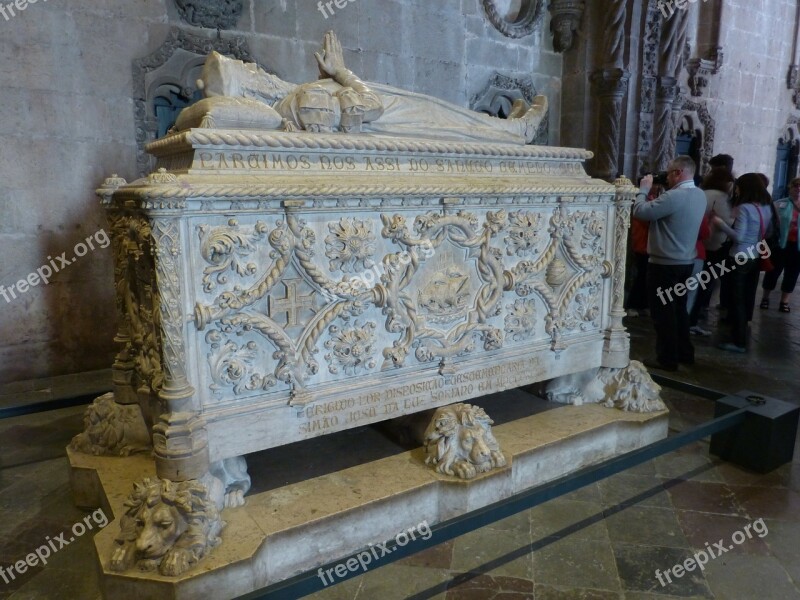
[268,278,318,329]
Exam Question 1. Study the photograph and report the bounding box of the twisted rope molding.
[116,183,614,202]
[146,130,593,161]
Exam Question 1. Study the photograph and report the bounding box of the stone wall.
[704,0,798,178]
[0,0,562,387]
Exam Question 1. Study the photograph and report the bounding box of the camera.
[651,171,669,186]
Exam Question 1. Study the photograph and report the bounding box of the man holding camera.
[633,156,707,371]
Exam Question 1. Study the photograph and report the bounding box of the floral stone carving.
[324,321,378,375]
[324,217,376,273]
[544,360,666,413]
[424,403,507,479]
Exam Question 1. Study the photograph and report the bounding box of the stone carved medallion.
[380,209,507,368]
[324,217,376,273]
[324,321,378,375]
[481,0,546,39]
[174,0,244,29]
[504,298,537,341]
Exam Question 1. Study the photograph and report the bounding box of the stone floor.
[1,298,799,600]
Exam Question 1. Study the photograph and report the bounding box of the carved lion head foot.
[108,477,224,577]
[423,403,507,480]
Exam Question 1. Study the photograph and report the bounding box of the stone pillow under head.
[174,96,283,131]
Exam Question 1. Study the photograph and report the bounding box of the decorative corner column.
[590,68,630,181]
[97,175,139,405]
[149,217,210,482]
[602,176,634,368]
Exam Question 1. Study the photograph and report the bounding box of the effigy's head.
[297,84,339,133]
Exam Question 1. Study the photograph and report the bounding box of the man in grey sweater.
[634,155,707,371]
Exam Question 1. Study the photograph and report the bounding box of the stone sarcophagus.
[71,34,658,592]
[98,132,633,474]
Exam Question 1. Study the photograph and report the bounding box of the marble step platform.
[68,400,668,600]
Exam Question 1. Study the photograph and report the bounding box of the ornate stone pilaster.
[652,77,679,172]
[591,68,630,181]
[150,217,209,482]
[602,176,634,368]
[97,175,139,405]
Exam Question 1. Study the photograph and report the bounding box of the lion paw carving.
[424,403,506,480]
[544,360,666,413]
[69,393,150,456]
[109,477,223,576]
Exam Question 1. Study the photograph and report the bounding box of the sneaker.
[718,342,746,354]
[689,325,712,336]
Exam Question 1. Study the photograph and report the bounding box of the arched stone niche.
[133,27,253,176]
[481,0,545,39]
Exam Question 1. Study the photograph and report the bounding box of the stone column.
[653,5,689,171]
[652,76,679,172]
[591,69,630,181]
[590,0,629,181]
[149,217,210,482]
[602,176,635,368]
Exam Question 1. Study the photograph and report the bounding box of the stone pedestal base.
[69,402,667,600]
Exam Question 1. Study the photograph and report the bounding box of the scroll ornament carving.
[199,219,269,293]
[324,217,376,273]
[509,206,607,350]
[194,216,375,395]
[324,321,378,375]
[423,403,507,479]
[205,329,276,396]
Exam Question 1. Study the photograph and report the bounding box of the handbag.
[757,207,774,272]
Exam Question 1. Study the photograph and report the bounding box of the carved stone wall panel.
[180,199,614,406]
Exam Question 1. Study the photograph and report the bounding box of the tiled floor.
[1,298,799,599]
